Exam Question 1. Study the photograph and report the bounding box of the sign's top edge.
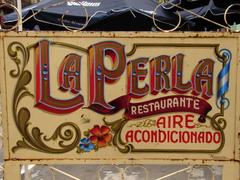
[0,31,239,38]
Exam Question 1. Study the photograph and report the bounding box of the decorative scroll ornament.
[8,42,81,153]
[103,118,133,153]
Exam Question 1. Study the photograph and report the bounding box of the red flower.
[89,125,112,148]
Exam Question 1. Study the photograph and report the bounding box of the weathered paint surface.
[0,32,239,179]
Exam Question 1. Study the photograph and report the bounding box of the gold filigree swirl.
[8,42,81,153]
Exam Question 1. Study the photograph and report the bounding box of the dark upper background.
[1,0,240,31]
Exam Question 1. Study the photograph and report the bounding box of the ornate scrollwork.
[128,119,156,128]
[8,42,81,153]
[215,47,232,64]
[103,118,132,153]
[8,42,29,77]
[210,114,227,131]
[206,112,226,152]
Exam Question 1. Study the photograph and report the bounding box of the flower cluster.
[79,125,112,152]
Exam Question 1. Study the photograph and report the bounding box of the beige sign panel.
[0,32,239,166]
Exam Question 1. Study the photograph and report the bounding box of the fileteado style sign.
[0,33,239,161]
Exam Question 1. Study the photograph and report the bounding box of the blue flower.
[79,138,94,152]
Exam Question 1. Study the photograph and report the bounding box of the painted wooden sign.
[0,32,239,164]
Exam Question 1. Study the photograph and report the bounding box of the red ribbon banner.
[88,95,212,122]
